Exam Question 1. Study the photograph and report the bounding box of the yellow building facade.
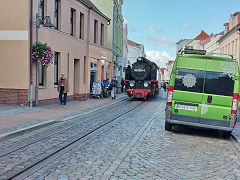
[0,0,113,105]
[219,12,240,64]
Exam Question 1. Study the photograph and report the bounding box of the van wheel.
[222,131,231,139]
[165,122,172,131]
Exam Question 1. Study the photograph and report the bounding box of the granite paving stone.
[2,91,240,179]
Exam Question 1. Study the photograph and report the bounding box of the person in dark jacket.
[120,78,125,93]
[110,76,118,99]
[163,81,167,91]
[57,72,69,105]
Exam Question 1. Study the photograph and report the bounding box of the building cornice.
[218,25,240,43]
[76,0,111,22]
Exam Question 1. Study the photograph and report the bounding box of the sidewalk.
[0,93,240,143]
[0,93,128,141]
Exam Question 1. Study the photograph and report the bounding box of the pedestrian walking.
[163,81,166,91]
[110,76,118,99]
[120,78,125,93]
[57,72,69,105]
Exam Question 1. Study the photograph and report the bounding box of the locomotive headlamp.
[144,81,150,87]
[130,80,135,87]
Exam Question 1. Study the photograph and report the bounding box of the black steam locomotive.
[125,57,159,100]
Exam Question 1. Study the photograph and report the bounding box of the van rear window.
[204,72,234,96]
[174,69,205,93]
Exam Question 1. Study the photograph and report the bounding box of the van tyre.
[222,131,231,139]
[165,121,172,131]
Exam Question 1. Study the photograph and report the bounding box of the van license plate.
[176,104,196,111]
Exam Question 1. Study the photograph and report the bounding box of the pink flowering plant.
[32,42,54,67]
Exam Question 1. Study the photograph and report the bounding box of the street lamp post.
[35,13,54,106]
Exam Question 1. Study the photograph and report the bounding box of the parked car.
[165,49,239,138]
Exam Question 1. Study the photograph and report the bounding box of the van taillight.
[231,93,238,114]
[167,86,174,106]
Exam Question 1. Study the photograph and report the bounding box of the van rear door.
[199,60,236,127]
[172,56,207,123]
[172,68,205,123]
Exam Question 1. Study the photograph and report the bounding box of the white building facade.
[127,40,145,65]
[164,61,174,82]
[121,19,128,79]
[205,34,223,53]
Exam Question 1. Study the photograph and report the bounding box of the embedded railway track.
[0,99,130,158]
[0,99,146,180]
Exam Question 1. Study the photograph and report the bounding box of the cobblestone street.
[16,91,240,180]
[1,1,240,179]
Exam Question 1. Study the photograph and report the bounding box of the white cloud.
[147,26,162,33]
[181,23,193,29]
[148,36,175,47]
[145,49,175,67]
[128,26,137,32]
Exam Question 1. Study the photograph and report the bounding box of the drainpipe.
[86,7,91,98]
[112,4,116,78]
[29,0,33,107]
[237,28,240,66]
[237,27,240,86]
[238,28,240,65]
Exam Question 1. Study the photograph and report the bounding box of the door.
[172,68,205,123]
[74,59,80,94]
[200,71,234,126]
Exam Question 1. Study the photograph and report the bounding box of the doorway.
[74,59,80,94]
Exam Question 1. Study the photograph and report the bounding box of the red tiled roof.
[167,60,174,64]
[160,68,166,74]
[234,12,240,16]
[194,30,210,40]
[200,36,212,45]
[127,40,141,47]
[176,39,184,44]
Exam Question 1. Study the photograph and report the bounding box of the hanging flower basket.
[32,42,54,67]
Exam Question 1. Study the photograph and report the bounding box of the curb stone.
[0,96,129,142]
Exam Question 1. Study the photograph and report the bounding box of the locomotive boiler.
[125,57,159,100]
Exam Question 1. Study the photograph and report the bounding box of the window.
[54,0,59,29]
[94,20,98,43]
[204,72,234,96]
[70,8,76,36]
[100,23,104,45]
[83,56,86,83]
[174,68,205,93]
[79,13,84,39]
[174,68,235,96]
[38,0,44,24]
[39,64,44,86]
[90,59,98,82]
[54,52,59,85]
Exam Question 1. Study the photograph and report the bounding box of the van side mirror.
[172,69,178,74]
[232,76,239,81]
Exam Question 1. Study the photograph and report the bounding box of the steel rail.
[5,101,145,180]
[0,100,130,157]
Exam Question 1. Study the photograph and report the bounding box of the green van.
[165,49,239,138]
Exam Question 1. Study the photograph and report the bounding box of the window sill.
[54,85,58,88]
[39,86,47,89]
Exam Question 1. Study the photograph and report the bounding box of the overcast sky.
[122,0,240,67]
